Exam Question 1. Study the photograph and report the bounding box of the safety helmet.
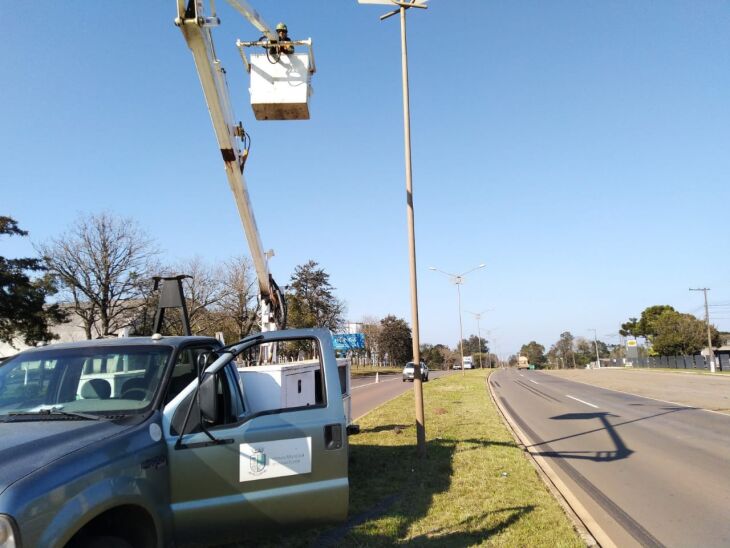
[276,23,288,32]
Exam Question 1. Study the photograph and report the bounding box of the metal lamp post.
[429,264,486,376]
[358,0,428,457]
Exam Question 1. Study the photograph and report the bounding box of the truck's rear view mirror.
[199,373,218,423]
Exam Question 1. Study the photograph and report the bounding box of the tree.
[286,260,345,331]
[519,341,546,367]
[574,338,595,367]
[551,331,575,367]
[174,257,225,335]
[377,315,412,366]
[359,316,382,365]
[217,256,258,341]
[420,343,448,370]
[38,213,158,338]
[619,317,640,339]
[652,310,720,356]
[0,217,66,346]
[637,305,676,341]
[460,334,489,355]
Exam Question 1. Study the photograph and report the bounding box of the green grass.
[234,370,584,547]
[350,366,404,377]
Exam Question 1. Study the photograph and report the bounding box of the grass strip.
[231,370,584,547]
[350,366,407,377]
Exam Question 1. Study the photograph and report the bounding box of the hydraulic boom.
[175,0,286,332]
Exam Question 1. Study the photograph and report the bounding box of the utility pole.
[589,329,601,369]
[690,287,715,373]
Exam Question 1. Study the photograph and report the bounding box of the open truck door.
[163,329,348,546]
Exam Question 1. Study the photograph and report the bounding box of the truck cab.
[0,329,348,547]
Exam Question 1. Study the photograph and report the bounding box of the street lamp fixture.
[429,264,486,376]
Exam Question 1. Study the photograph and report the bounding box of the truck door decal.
[239,437,312,482]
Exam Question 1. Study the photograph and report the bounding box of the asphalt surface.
[490,368,730,548]
[350,370,451,420]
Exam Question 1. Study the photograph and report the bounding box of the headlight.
[0,514,18,548]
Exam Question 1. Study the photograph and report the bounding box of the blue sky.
[3,1,730,357]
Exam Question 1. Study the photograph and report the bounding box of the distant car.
[402,362,428,382]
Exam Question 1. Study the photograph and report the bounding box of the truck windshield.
[0,345,172,417]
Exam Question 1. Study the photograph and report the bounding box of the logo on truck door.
[239,437,312,482]
[250,449,268,475]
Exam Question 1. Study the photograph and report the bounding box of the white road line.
[529,379,539,385]
[547,374,730,418]
[566,395,599,408]
[351,377,400,390]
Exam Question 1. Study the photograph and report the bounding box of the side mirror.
[199,373,218,423]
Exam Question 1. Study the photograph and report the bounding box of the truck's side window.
[236,337,327,416]
[165,346,214,405]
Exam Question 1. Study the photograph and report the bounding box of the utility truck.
[0,329,349,547]
[0,2,352,547]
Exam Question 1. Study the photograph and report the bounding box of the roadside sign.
[332,333,365,351]
[626,340,637,347]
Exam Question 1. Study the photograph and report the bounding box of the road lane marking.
[529,379,539,385]
[566,395,599,408]
[351,377,401,390]
[545,374,730,418]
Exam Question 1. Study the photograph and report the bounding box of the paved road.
[350,370,451,420]
[490,368,730,548]
[543,368,730,415]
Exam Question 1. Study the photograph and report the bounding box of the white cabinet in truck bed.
[238,360,319,413]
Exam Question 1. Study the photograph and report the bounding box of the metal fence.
[605,354,729,372]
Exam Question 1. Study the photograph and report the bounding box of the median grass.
[236,370,584,547]
[349,365,404,378]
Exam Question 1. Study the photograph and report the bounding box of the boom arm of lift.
[175,0,286,331]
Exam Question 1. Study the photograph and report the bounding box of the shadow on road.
[527,407,689,462]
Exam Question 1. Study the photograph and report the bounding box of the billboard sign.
[332,333,365,351]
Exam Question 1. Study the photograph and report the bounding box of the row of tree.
[515,304,722,369]
[620,305,720,356]
[516,334,611,369]
[1,213,346,348]
[6,212,494,369]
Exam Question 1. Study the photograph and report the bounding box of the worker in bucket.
[271,22,294,54]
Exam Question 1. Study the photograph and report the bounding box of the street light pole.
[429,264,486,376]
[358,0,428,457]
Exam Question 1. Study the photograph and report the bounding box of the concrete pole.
[590,329,601,369]
[476,315,483,369]
[690,288,715,373]
[399,6,426,456]
[456,280,465,377]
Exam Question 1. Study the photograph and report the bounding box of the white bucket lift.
[238,40,316,121]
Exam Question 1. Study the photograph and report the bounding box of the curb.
[486,373,615,548]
